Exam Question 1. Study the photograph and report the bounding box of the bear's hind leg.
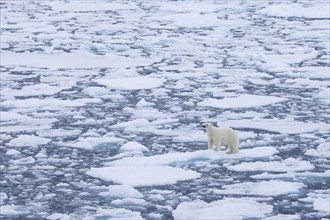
[227,141,238,154]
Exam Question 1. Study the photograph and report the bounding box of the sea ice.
[95,76,166,90]
[46,213,70,220]
[305,142,330,158]
[215,180,305,196]
[197,94,287,109]
[259,3,330,19]
[221,119,329,134]
[0,112,28,122]
[226,158,315,172]
[60,136,124,150]
[99,185,143,198]
[0,204,28,216]
[172,198,273,220]
[263,214,300,220]
[3,84,63,97]
[106,147,279,167]
[49,2,137,12]
[1,51,155,69]
[6,149,21,156]
[7,134,50,147]
[300,190,330,213]
[86,165,201,187]
[119,141,149,152]
[95,207,143,220]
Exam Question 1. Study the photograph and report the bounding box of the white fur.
[203,123,239,154]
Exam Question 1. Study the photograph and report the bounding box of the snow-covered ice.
[1,0,329,219]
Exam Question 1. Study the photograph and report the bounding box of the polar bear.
[202,123,239,154]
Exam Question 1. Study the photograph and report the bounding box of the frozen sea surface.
[1,0,329,219]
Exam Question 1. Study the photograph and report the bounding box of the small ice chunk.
[83,87,109,97]
[62,136,124,150]
[111,119,151,129]
[136,98,155,107]
[96,207,142,220]
[6,149,20,156]
[305,142,330,158]
[119,141,149,152]
[0,193,8,205]
[99,185,143,198]
[7,135,50,147]
[46,213,71,220]
[0,112,28,122]
[95,76,165,90]
[263,214,300,220]
[0,205,28,216]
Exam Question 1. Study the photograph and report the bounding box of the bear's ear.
[202,123,208,128]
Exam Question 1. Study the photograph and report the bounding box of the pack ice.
[1,0,329,219]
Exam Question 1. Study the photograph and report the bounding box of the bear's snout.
[202,123,208,128]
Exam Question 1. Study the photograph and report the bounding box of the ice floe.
[173,198,273,220]
[95,207,143,220]
[215,180,305,196]
[197,94,287,109]
[0,205,28,216]
[226,158,315,172]
[1,52,156,69]
[106,147,279,167]
[300,190,330,213]
[60,136,124,150]
[305,142,330,158]
[259,3,330,19]
[119,141,149,152]
[95,76,166,90]
[222,119,329,134]
[1,0,329,219]
[49,2,137,12]
[86,165,201,187]
[7,134,51,147]
[99,185,143,198]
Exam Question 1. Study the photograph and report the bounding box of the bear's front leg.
[215,142,221,152]
[208,138,213,150]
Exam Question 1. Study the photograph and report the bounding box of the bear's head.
[202,122,212,129]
